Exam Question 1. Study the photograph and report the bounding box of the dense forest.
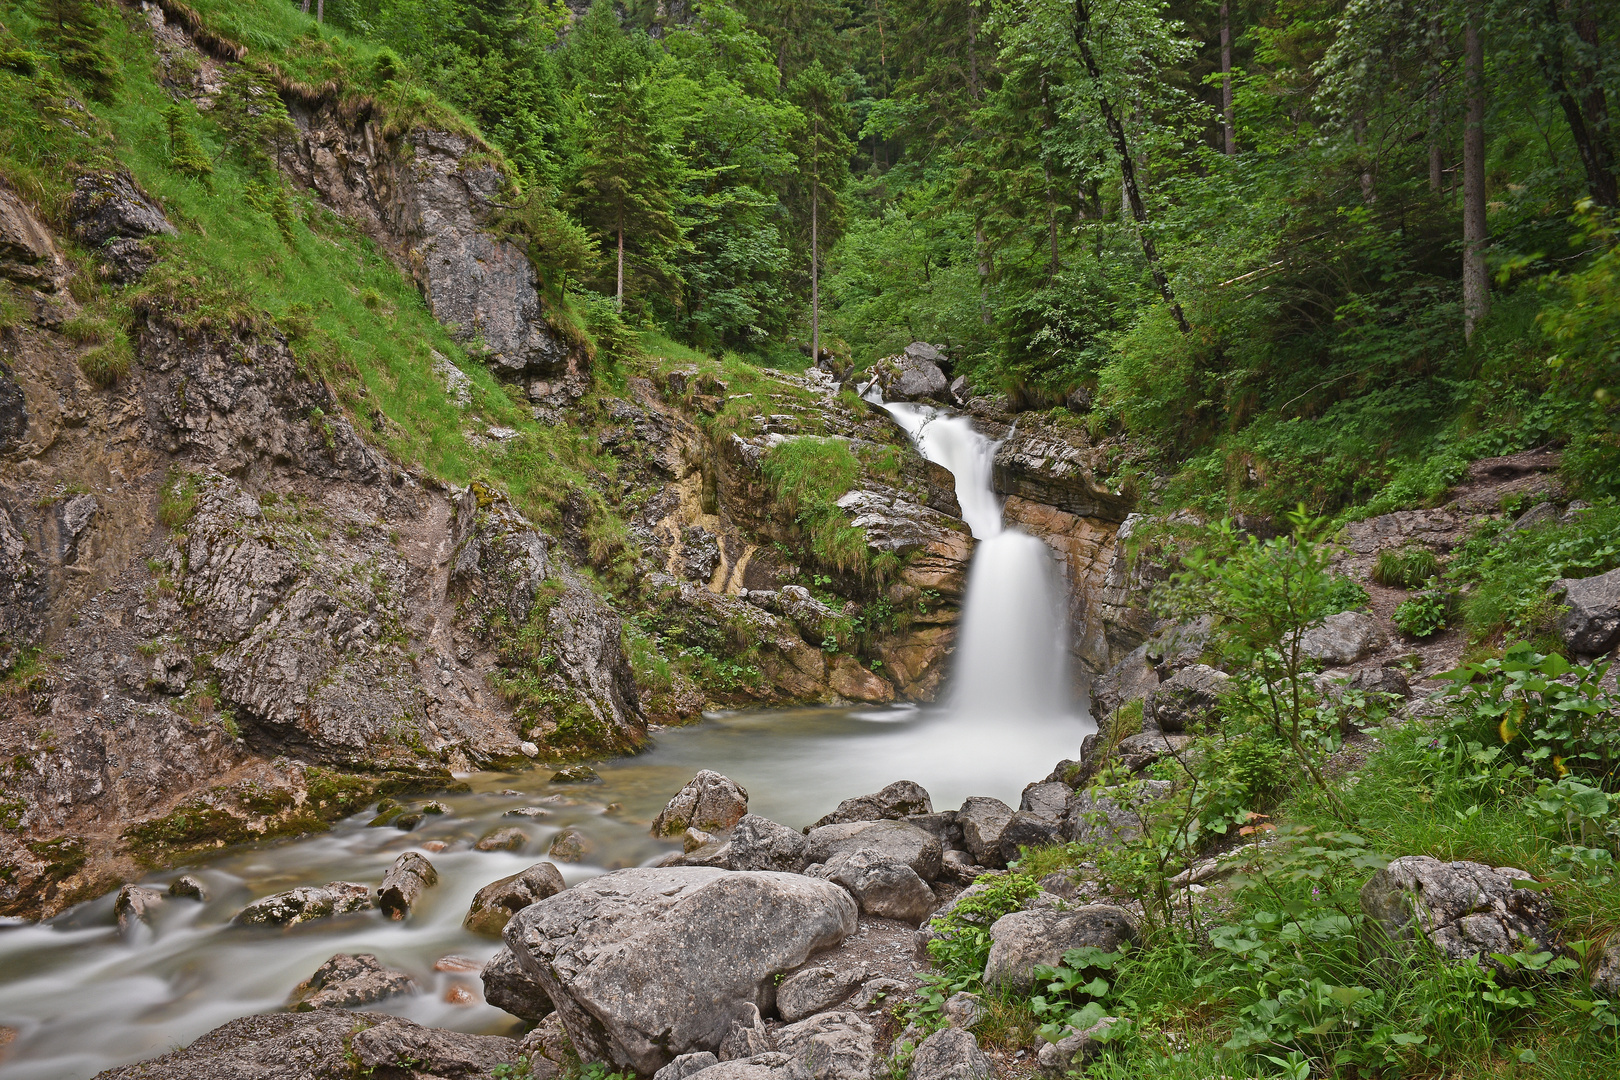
[275,0,1620,517]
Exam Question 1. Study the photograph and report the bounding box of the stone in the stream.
[777,966,866,1023]
[1035,1016,1121,1078]
[483,945,556,1022]
[477,826,529,852]
[814,850,937,925]
[955,797,1014,869]
[810,781,933,827]
[502,866,857,1073]
[349,1017,524,1078]
[168,874,207,901]
[907,1027,990,1080]
[549,826,591,862]
[1301,611,1388,666]
[803,820,943,881]
[773,1010,876,1080]
[290,953,416,1011]
[114,885,164,936]
[1359,856,1557,978]
[1555,566,1620,657]
[727,814,808,873]
[718,1003,770,1060]
[507,806,552,818]
[377,851,438,920]
[983,906,1141,992]
[465,860,567,936]
[553,764,602,783]
[653,770,751,837]
[231,882,372,927]
[685,827,718,853]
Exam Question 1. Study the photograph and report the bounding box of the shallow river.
[0,701,1092,1080]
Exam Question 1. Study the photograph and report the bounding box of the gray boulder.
[900,811,962,851]
[728,815,809,873]
[1063,781,1173,846]
[654,771,751,837]
[169,874,208,901]
[940,850,984,884]
[810,781,934,827]
[804,820,943,881]
[231,882,372,927]
[1360,856,1557,978]
[482,945,555,1022]
[719,1003,771,1060]
[1348,665,1412,699]
[777,966,866,1023]
[998,782,1072,863]
[378,851,438,920]
[1090,644,1159,722]
[1591,939,1620,996]
[290,953,415,1011]
[465,861,567,936]
[1301,612,1388,666]
[1112,732,1196,774]
[774,1010,876,1080]
[114,884,164,937]
[942,991,983,1030]
[983,906,1141,992]
[1142,664,1230,733]
[956,798,1015,869]
[871,345,950,403]
[349,1016,523,1078]
[815,850,937,924]
[503,866,857,1073]
[656,1053,722,1080]
[907,1028,990,1080]
[1555,567,1620,657]
[67,170,177,247]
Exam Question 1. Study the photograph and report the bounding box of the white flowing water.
[0,401,1090,1080]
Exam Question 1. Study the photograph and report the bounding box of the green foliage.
[760,437,871,579]
[1540,202,1620,496]
[163,101,212,184]
[1393,580,1451,639]
[923,871,1042,985]
[1373,547,1442,590]
[158,470,201,530]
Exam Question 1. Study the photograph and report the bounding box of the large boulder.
[814,850,937,924]
[654,771,751,837]
[483,946,555,1022]
[290,953,416,1011]
[773,1010,876,1080]
[869,344,950,403]
[466,861,568,935]
[909,1028,991,1080]
[1555,568,1620,657]
[983,906,1141,992]
[66,169,177,247]
[728,815,809,873]
[231,882,372,927]
[777,966,867,1023]
[1063,782,1173,846]
[998,782,1072,863]
[1142,665,1230,733]
[1300,612,1388,666]
[349,1017,524,1079]
[503,867,858,1073]
[810,781,934,827]
[956,798,1015,869]
[1359,856,1557,978]
[804,820,942,881]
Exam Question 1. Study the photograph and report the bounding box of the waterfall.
[880,401,1073,717]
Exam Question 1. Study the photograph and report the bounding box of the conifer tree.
[789,61,853,363]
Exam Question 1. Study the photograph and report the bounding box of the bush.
[1393,580,1450,638]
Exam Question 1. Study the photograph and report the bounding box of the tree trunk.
[1220,1,1235,155]
[1568,3,1618,205]
[301,0,310,13]
[616,215,625,311]
[811,134,820,365]
[976,226,992,325]
[1074,0,1190,333]
[1463,19,1489,342]
[316,0,323,23]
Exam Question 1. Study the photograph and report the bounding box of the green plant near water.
[760,437,870,580]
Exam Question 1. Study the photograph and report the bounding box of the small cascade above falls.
[879,400,1075,719]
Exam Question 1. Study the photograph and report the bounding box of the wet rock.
[549,827,591,862]
[477,827,528,852]
[169,875,207,901]
[983,906,1141,992]
[1142,664,1230,734]
[1063,782,1174,846]
[868,344,950,403]
[1359,856,1557,979]
[232,881,372,927]
[803,820,943,881]
[1554,567,1620,657]
[907,1027,990,1080]
[349,1016,523,1078]
[815,850,937,924]
[378,852,439,920]
[956,797,1015,869]
[466,861,568,935]
[1301,612,1388,666]
[553,764,602,783]
[811,781,934,827]
[941,992,983,1030]
[777,966,866,1023]
[992,421,1131,523]
[114,885,164,936]
[773,1010,876,1080]
[727,815,808,873]
[654,770,750,836]
[685,828,719,853]
[1035,1016,1120,1077]
[290,953,416,1011]
[482,945,555,1022]
[66,169,176,247]
[719,1003,771,1060]
[656,1052,722,1080]
[502,866,857,1073]
[828,655,896,704]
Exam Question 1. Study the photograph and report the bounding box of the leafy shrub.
[164,103,212,184]
[1393,580,1450,638]
[1324,573,1369,613]
[1373,546,1441,589]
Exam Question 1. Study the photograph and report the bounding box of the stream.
[0,401,1094,1080]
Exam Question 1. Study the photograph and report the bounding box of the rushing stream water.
[0,401,1092,1080]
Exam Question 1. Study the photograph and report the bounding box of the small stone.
[422,801,450,814]
[290,952,415,1010]
[778,966,866,1023]
[506,806,551,819]
[942,991,983,1030]
[1035,1016,1120,1077]
[552,764,601,783]
[114,885,164,937]
[908,1027,990,1080]
[548,826,590,862]
[476,827,529,852]
[420,840,448,853]
[520,741,540,758]
[444,983,476,1005]
[168,874,207,901]
[683,827,717,853]
[434,955,483,972]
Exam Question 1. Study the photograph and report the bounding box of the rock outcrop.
[1555,568,1620,658]
[1359,856,1558,977]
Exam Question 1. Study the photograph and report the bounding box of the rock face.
[465,861,567,936]
[65,170,177,248]
[1300,611,1388,666]
[982,906,1141,992]
[908,1028,991,1080]
[1359,856,1557,976]
[502,867,858,1073]
[1555,567,1620,657]
[773,1011,876,1080]
[654,771,751,836]
[810,781,933,827]
[232,882,373,927]
[482,946,556,1022]
[290,953,416,1010]
[727,815,809,873]
[0,188,65,289]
